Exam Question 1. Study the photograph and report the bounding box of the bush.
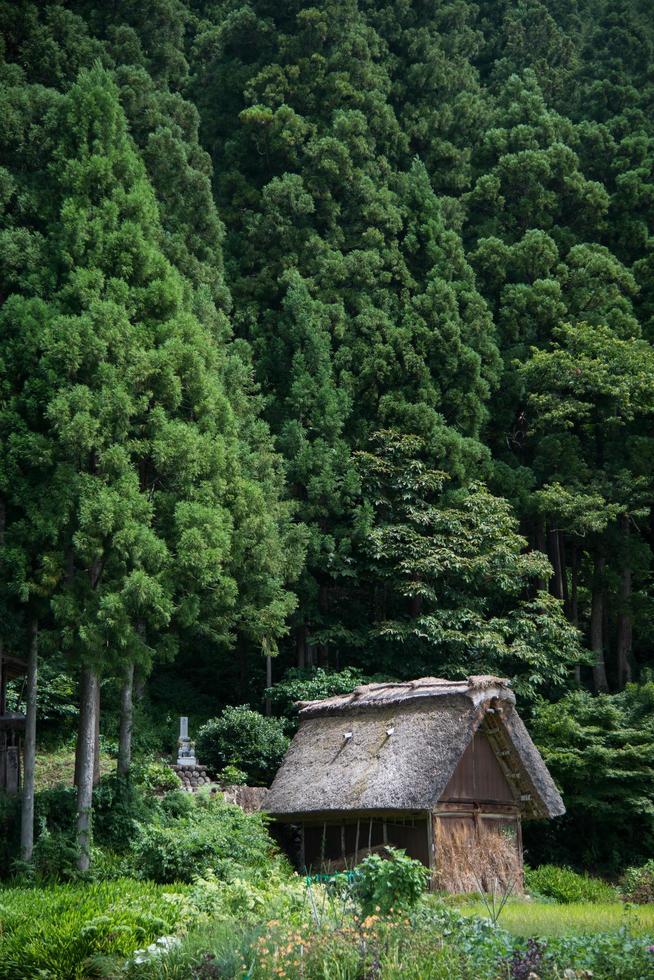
[196,706,289,785]
[524,864,618,904]
[354,847,429,915]
[622,859,654,904]
[93,775,156,853]
[528,684,654,873]
[0,879,187,979]
[131,793,278,883]
[139,761,182,794]
[0,794,20,877]
[219,764,248,785]
[265,667,374,720]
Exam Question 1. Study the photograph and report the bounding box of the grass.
[0,878,189,980]
[35,745,114,791]
[457,897,654,937]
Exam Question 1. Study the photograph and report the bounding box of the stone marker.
[176,716,196,767]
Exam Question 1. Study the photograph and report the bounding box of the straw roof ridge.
[296,674,514,716]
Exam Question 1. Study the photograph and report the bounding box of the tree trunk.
[559,532,568,606]
[117,661,134,779]
[591,554,609,693]
[569,542,581,683]
[76,666,99,872]
[75,676,101,788]
[296,625,306,669]
[548,528,565,600]
[238,637,248,699]
[535,518,547,592]
[569,542,579,626]
[616,514,633,688]
[93,680,101,785]
[265,654,272,716]
[20,618,38,862]
[318,585,329,667]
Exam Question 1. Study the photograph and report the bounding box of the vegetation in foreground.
[2,763,654,978]
[2,868,654,980]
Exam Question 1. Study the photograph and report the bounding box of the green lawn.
[35,746,114,791]
[458,897,654,937]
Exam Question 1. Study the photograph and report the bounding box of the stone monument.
[176,716,196,767]
[171,717,211,791]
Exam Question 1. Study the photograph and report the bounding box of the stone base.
[171,763,211,792]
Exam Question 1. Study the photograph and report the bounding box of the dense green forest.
[2,0,654,874]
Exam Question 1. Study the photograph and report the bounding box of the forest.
[2,2,654,975]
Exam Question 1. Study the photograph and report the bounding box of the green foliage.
[92,776,156,854]
[525,865,618,904]
[265,666,374,719]
[354,430,583,692]
[219,764,248,786]
[138,762,182,795]
[621,860,654,904]
[354,848,429,916]
[196,706,289,786]
[528,682,654,872]
[0,879,186,980]
[131,793,277,884]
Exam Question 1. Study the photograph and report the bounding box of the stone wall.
[169,764,268,813]
[171,763,211,791]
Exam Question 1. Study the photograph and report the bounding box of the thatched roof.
[266,676,564,821]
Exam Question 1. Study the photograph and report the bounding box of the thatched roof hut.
[266,675,564,892]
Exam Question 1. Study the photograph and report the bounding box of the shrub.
[0,879,187,979]
[219,764,248,785]
[131,793,278,883]
[622,859,654,904]
[139,761,182,794]
[528,683,654,873]
[524,864,618,904]
[354,848,429,915]
[265,667,373,720]
[158,789,196,820]
[196,706,289,785]
[93,775,155,853]
[0,794,20,877]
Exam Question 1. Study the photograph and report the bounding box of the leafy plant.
[0,879,186,980]
[219,764,248,786]
[131,794,277,884]
[265,667,375,720]
[622,860,654,904]
[528,684,654,873]
[524,865,618,904]
[354,847,429,915]
[196,706,289,786]
[139,761,182,794]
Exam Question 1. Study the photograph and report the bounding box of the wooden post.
[299,824,306,872]
[20,618,38,861]
[341,823,346,863]
[368,817,373,851]
[320,821,327,870]
[428,813,436,890]
[354,819,360,864]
